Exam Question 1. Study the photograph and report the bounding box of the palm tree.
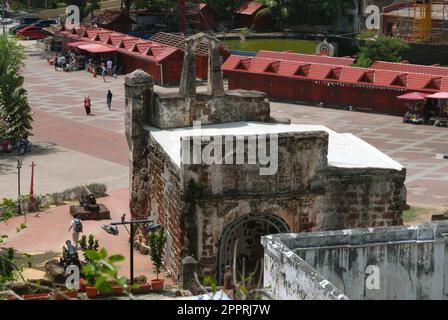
[0,36,32,142]
[0,67,33,142]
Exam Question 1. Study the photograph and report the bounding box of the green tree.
[354,35,411,68]
[0,36,32,142]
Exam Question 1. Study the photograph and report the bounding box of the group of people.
[87,58,117,82]
[83,90,113,115]
[54,51,85,72]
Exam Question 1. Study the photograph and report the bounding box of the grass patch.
[224,39,318,54]
[402,208,418,222]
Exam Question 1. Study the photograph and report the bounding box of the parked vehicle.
[0,18,13,25]
[32,19,57,28]
[19,15,39,25]
[17,26,48,40]
[17,138,31,155]
[0,140,13,153]
[10,23,30,34]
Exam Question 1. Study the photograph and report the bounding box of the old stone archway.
[217,213,290,285]
[179,33,224,97]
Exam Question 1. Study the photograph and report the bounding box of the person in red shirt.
[84,96,91,115]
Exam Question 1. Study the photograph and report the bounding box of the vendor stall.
[426,92,448,127]
[397,92,430,125]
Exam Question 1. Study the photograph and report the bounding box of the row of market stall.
[51,25,229,85]
[398,91,448,126]
[222,51,448,122]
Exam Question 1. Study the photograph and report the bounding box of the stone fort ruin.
[263,221,448,300]
[124,33,406,283]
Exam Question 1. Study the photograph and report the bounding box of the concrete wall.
[264,222,448,300]
[262,234,349,300]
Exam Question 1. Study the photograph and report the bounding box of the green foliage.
[0,248,32,291]
[79,234,100,263]
[81,247,126,294]
[0,248,17,284]
[203,275,217,293]
[186,179,206,201]
[357,31,377,40]
[354,36,411,68]
[0,35,32,142]
[0,198,16,226]
[8,183,107,216]
[148,226,166,279]
[204,0,351,25]
[183,179,206,258]
[239,27,252,37]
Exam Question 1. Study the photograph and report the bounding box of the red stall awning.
[77,43,117,53]
[396,92,429,101]
[426,92,448,99]
[68,41,91,48]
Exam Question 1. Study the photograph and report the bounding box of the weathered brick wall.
[318,167,406,230]
[152,90,271,129]
[145,134,183,278]
[125,70,184,279]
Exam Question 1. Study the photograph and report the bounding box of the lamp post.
[29,161,36,212]
[16,159,22,217]
[101,216,161,287]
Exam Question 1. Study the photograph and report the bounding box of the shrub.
[148,226,167,280]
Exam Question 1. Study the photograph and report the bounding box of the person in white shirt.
[68,214,83,247]
[106,59,113,76]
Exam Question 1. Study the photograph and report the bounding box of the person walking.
[84,96,91,115]
[54,54,59,71]
[101,64,107,82]
[107,90,113,110]
[107,59,113,77]
[68,214,83,247]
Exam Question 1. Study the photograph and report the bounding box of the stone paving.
[272,103,448,205]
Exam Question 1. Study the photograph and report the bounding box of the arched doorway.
[217,214,290,284]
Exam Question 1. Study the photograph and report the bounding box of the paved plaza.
[1,48,448,206]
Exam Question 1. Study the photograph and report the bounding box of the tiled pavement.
[272,103,448,205]
[17,49,448,206]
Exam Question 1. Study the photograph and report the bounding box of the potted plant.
[85,286,98,298]
[148,226,167,291]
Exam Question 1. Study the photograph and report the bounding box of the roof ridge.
[258,50,354,60]
[373,60,448,71]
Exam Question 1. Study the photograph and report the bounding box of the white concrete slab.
[146,121,404,171]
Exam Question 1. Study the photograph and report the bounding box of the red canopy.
[426,92,448,99]
[68,41,90,48]
[77,43,117,53]
[396,92,429,101]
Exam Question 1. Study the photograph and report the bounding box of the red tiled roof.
[58,25,180,63]
[93,10,136,25]
[371,61,448,77]
[256,50,355,66]
[234,1,264,15]
[222,55,448,92]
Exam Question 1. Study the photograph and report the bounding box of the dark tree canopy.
[0,36,33,142]
[354,35,411,67]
